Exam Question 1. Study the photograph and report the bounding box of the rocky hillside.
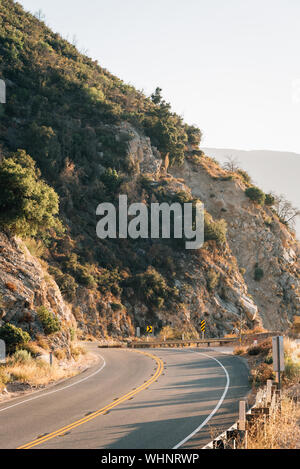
[0,0,299,342]
[201,147,300,240]
[171,156,300,330]
[0,232,76,348]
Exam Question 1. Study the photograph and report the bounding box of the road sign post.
[136,327,140,338]
[0,79,6,104]
[0,339,6,364]
[200,320,205,339]
[272,336,284,389]
[146,326,153,338]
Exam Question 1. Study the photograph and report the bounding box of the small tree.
[223,156,240,172]
[0,150,60,237]
[273,194,300,227]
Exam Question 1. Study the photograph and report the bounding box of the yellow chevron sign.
[200,320,206,332]
[146,326,153,334]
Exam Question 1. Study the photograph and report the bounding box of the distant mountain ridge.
[201,148,300,239]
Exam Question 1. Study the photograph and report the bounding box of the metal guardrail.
[98,331,281,349]
[126,331,281,349]
[128,337,238,348]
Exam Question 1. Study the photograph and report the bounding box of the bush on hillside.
[37,306,61,335]
[204,213,227,246]
[265,193,276,206]
[254,264,264,281]
[206,270,220,291]
[48,266,78,301]
[132,267,174,308]
[245,186,265,205]
[0,323,31,354]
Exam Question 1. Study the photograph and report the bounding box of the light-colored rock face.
[171,159,300,330]
[119,122,162,175]
[0,233,76,341]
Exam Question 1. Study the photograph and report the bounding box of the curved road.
[0,344,250,449]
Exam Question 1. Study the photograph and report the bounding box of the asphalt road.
[0,344,250,449]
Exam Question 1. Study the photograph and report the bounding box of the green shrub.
[254,264,264,281]
[265,193,275,206]
[237,169,251,184]
[132,267,172,308]
[0,323,31,353]
[37,306,61,335]
[101,167,121,192]
[49,266,78,301]
[264,353,273,364]
[111,303,122,312]
[245,186,265,205]
[204,213,227,246]
[11,349,32,364]
[69,327,76,342]
[64,254,97,289]
[75,266,97,289]
[248,345,262,355]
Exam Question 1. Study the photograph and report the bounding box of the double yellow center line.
[18,350,164,449]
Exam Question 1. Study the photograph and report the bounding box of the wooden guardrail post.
[204,376,284,450]
[239,400,246,431]
[238,400,248,448]
[266,379,273,405]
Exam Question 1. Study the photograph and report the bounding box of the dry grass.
[283,339,300,385]
[22,341,44,357]
[0,341,88,390]
[0,367,9,392]
[159,325,199,340]
[3,351,77,386]
[246,394,300,449]
[247,325,267,334]
[70,343,86,360]
[5,360,72,386]
[23,238,45,258]
[250,362,274,387]
[35,334,50,351]
[284,337,300,360]
[234,345,248,355]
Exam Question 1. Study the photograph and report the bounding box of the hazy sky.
[19,0,300,154]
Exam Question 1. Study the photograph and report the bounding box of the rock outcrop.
[0,232,76,346]
[171,157,300,330]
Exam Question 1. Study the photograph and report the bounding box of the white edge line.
[0,354,106,414]
[172,350,230,449]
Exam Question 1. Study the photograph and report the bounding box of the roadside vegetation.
[0,320,87,394]
[233,336,300,449]
[234,336,300,387]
